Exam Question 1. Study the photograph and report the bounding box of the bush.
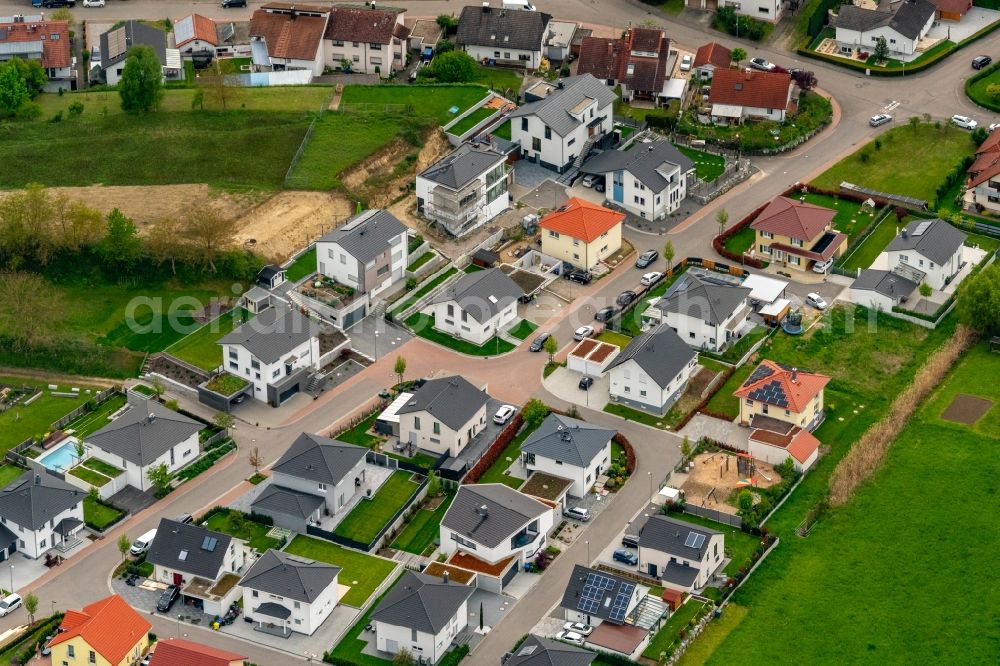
[176,440,236,481]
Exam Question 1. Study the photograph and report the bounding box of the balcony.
[511,527,540,549]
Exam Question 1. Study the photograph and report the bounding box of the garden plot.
[680,452,782,516]
[940,393,994,425]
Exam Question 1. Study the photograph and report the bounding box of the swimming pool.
[36,438,88,472]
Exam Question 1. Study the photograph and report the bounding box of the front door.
[647,563,657,577]
[613,170,624,203]
[173,573,183,586]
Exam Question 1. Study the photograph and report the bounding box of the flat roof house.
[884,217,967,290]
[581,141,695,220]
[647,271,752,353]
[0,15,73,91]
[520,413,615,499]
[456,4,551,69]
[240,549,341,637]
[734,359,830,432]
[429,267,523,346]
[397,376,490,458]
[99,20,181,86]
[750,195,846,272]
[607,323,698,416]
[539,197,624,271]
[637,515,724,592]
[317,208,409,302]
[324,6,408,77]
[49,595,150,666]
[507,634,596,666]
[0,470,84,560]
[249,3,330,77]
[708,68,795,125]
[416,144,511,237]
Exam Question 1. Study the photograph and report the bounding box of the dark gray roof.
[521,413,614,468]
[851,269,919,298]
[87,400,202,467]
[418,144,506,190]
[396,376,489,431]
[219,306,320,364]
[607,324,697,389]
[147,518,233,580]
[885,218,966,265]
[370,570,474,634]
[581,141,694,191]
[834,0,935,40]
[431,267,523,323]
[655,272,751,326]
[509,74,617,137]
[317,209,407,265]
[239,550,340,603]
[441,484,548,549]
[638,515,721,562]
[661,561,700,588]
[456,5,551,52]
[0,470,82,531]
[254,602,291,619]
[271,433,367,486]
[251,484,325,519]
[559,565,637,624]
[507,634,595,666]
[100,20,167,69]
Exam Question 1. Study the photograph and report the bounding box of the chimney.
[791,368,798,383]
[35,474,40,485]
[442,571,449,584]
[148,413,156,424]
[479,504,489,517]
[745,68,752,80]
[290,6,297,20]
[607,41,613,57]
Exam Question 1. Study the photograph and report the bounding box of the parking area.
[542,366,611,410]
[107,485,157,515]
[456,398,521,468]
[516,177,570,210]
[346,316,413,360]
[550,489,617,553]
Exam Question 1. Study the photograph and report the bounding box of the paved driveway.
[679,413,749,451]
[542,366,610,410]
[457,398,520,468]
[346,316,413,360]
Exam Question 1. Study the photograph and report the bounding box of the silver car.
[869,114,892,127]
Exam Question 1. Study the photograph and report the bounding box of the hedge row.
[933,155,976,210]
[683,365,737,431]
[176,440,235,481]
[463,413,523,484]
[712,201,770,269]
[612,433,636,475]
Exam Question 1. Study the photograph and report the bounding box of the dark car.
[635,250,659,269]
[41,0,75,7]
[175,514,193,524]
[221,0,247,7]
[565,269,592,285]
[594,306,620,322]
[613,548,639,566]
[616,290,637,307]
[578,376,594,390]
[973,55,992,70]
[528,333,551,352]
[621,534,639,549]
[156,585,180,612]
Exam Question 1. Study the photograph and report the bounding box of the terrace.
[297,276,359,308]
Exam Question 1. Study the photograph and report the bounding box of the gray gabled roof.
[418,144,506,191]
[507,634,595,666]
[239,550,340,603]
[87,400,202,467]
[251,484,325,519]
[521,413,614,468]
[638,515,721,562]
[456,5,551,52]
[509,74,617,137]
[100,20,167,69]
[885,218,966,265]
[851,269,919,298]
[431,267,523,323]
[607,324,697,389]
[581,141,694,192]
[0,470,82,531]
[655,272,751,326]
[317,209,407,265]
[271,433,367,486]
[441,484,548,549]
[559,564,638,624]
[146,518,233,581]
[834,0,935,40]
[395,376,489,431]
[370,570,474,634]
[219,307,320,365]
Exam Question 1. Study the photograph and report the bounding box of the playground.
[680,451,782,516]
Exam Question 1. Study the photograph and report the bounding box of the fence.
[284,88,337,188]
[5,438,36,467]
[688,159,754,205]
[683,504,743,528]
[454,229,505,268]
[50,387,118,431]
[463,414,523,484]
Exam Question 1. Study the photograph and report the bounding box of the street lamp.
[648,471,653,499]
[374,330,379,359]
[50,600,55,616]
[585,540,590,565]
[8,565,12,594]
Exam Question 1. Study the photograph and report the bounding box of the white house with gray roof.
[99,20,182,86]
[509,74,616,174]
[440,483,554,566]
[581,141,695,220]
[507,634,595,666]
[833,0,936,57]
[0,470,84,560]
[637,515,723,592]
[429,268,523,346]
[883,218,967,290]
[520,414,614,499]
[316,209,408,298]
[645,272,753,352]
[607,324,698,416]
[456,5,551,69]
[416,144,510,237]
[371,570,474,663]
[397,376,489,457]
[849,269,920,312]
[240,549,341,637]
[86,397,202,492]
[560,564,646,628]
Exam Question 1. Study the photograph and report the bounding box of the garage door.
[278,384,299,405]
[342,302,367,329]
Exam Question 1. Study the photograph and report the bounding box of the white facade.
[439,509,554,565]
[748,437,818,473]
[462,43,542,69]
[270,456,367,517]
[429,299,517,346]
[243,573,340,635]
[523,442,610,498]
[885,247,962,291]
[639,532,724,591]
[835,17,932,56]
[89,431,199,492]
[724,0,785,22]
[326,38,405,75]
[972,179,1000,215]
[398,403,488,457]
[221,335,320,403]
[608,356,698,415]
[3,501,83,560]
[511,99,613,173]
[848,285,899,312]
[316,233,407,297]
[375,599,468,664]
[415,158,510,237]
[657,304,750,353]
[605,165,688,220]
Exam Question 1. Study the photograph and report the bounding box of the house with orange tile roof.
[539,198,624,270]
[0,15,72,91]
[966,127,1000,215]
[148,638,246,666]
[750,195,846,272]
[49,594,151,666]
[734,360,830,432]
[748,422,821,472]
[173,14,220,54]
[708,68,796,124]
[692,42,731,81]
[249,3,331,77]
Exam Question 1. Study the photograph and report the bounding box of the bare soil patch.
[342,129,452,208]
[232,191,354,263]
[681,451,782,515]
[941,394,994,425]
[673,366,721,415]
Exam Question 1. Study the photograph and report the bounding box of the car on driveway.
[563,506,591,521]
[594,306,620,322]
[812,258,833,273]
[749,57,776,71]
[556,630,586,646]
[973,55,992,69]
[529,333,550,352]
[563,622,594,636]
[578,376,594,390]
[581,174,600,188]
[565,269,592,285]
[616,290,637,306]
[990,123,1000,132]
[680,54,693,72]
[621,534,639,548]
[83,0,105,6]
[573,325,594,341]
[806,293,828,310]
[221,0,247,6]
[635,249,659,268]
[952,115,978,130]
[613,548,639,566]
[493,404,516,425]
[640,271,663,286]
[869,114,892,128]
[156,585,180,612]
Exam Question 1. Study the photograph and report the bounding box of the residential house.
[931,0,972,20]
[576,36,625,84]
[750,195,847,272]
[217,306,321,407]
[316,208,409,301]
[0,15,73,91]
[637,515,724,592]
[747,421,821,472]
[648,271,753,352]
[49,595,151,666]
[833,0,936,57]
[544,20,578,62]
[371,570,474,664]
[520,414,614,498]
[455,4,551,69]
[734,359,830,431]
[560,564,645,627]
[251,432,368,531]
[440,483,554,567]
[576,28,672,104]
[708,68,795,124]
[249,3,330,76]
[507,634,596,666]
[0,470,84,560]
[148,638,246,666]
[146,518,247,616]
[429,267,523,346]
[581,141,695,220]
[606,324,698,416]
[416,144,511,237]
[849,268,920,311]
[397,376,490,457]
[239,549,341,636]
[174,14,220,55]
[884,218,967,290]
[509,74,617,173]
[324,6,409,76]
[693,42,731,81]
[704,0,785,21]
[99,20,182,86]
[966,128,1000,214]
[86,397,202,493]
[538,197,624,270]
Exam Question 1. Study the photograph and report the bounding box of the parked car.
[749,57,776,71]
[812,258,833,273]
[973,55,992,69]
[493,405,516,425]
[0,594,22,618]
[621,534,639,548]
[563,506,591,522]
[581,174,600,188]
[805,293,828,310]
[680,54,693,72]
[640,271,663,286]
[578,376,594,390]
[175,514,193,525]
[130,529,157,556]
[952,115,978,130]
[573,325,595,341]
[563,622,594,636]
[221,0,247,7]
[594,306,620,322]
[528,333,550,352]
[556,630,586,646]
[140,654,153,666]
[565,269,592,285]
[613,548,639,566]
[616,290,637,307]
[156,585,180,612]
[635,249,659,268]
[990,123,1000,132]
[82,0,105,6]
[41,0,75,6]
[869,114,892,128]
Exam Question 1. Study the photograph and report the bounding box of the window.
[251,359,260,370]
[573,239,580,246]
[548,230,560,239]
[759,244,772,254]
[353,42,359,47]
[229,361,238,371]
[340,253,347,264]
[568,137,576,146]
[68,646,75,658]
[272,368,281,379]
[319,482,327,490]
[624,386,630,393]
[521,118,528,131]
[294,601,301,608]
[760,230,774,239]
[333,40,344,47]
[762,404,769,414]
[377,264,389,276]
[412,629,418,641]
[532,137,541,151]
[790,238,803,248]
[745,399,753,406]
[447,304,454,316]
[414,417,421,430]
[689,332,695,339]
[573,253,579,260]
[640,390,647,397]
[40,538,46,548]
[228,349,237,360]
[370,56,382,65]
[504,52,511,59]
[544,126,551,140]
[89,651,96,664]
[789,256,801,266]
[371,43,382,50]
[353,55,360,62]
[519,53,530,61]
[433,422,441,435]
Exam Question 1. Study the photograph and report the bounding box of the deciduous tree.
[100,208,142,273]
[23,593,37,624]
[0,272,59,351]
[429,51,476,83]
[394,355,407,385]
[715,208,729,236]
[146,217,189,275]
[119,45,164,113]
[542,335,558,362]
[117,533,131,561]
[522,398,549,429]
[146,463,171,493]
[956,263,1000,336]
[730,47,747,68]
[213,411,235,433]
[249,446,263,476]
[0,60,29,115]
[663,240,675,275]
[185,209,236,272]
[790,69,817,92]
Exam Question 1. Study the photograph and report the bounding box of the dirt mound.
[341,129,452,208]
[233,191,354,263]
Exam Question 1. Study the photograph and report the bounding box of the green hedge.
[176,440,235,481]
[965,60,1000,111]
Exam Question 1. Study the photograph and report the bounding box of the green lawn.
[492,120,512,140]
[337,412,382,447]
[668,512,760,576]
[675,145,726,182]
[81,457,124,478]
[285,248,317,282]
[508,320,539,341]
[407,250,435,271]
[324,572,403,665]
[390,489,455,555]
[722,226,755,255]
[390,267,458,315]
[595,330,632,348]
[83,496,124,531]
[476,416,547,487]
[340,84,489,124]
[334,471,421,544]
[37,86,330,117]
[165,308,251,372]
[63,394,126,438]
[471,65,522,93]
[447,106,497,137]
[643,599,710,660]
[284,535,397,607]
[840,214,903,271]
[810,123,976,202]
[603,403,674,429]
[69,466,110,487]
[797,192,874,243]
[404,313,516,355]
[205,511,283,553]
[0,377,98,447]
[701,326,770,365]
[0,465,24,488]
[677,604,748,666]
[463,264,483,273]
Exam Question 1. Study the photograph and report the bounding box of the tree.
[248,446,263,476]
[730,47,747,68]
[200,62,236,111]
[542,335,558,362]
[873,36,889,65]
[117,533,131,561]
[436,14,458,35]
[790,69,817,92]
[51,197,103,254]
[522,398,550,429]
[146,217,189,275]
[146,463,171,493]
[394,355,407,385]
[23,592,37,624]
[429,51,476,83]
[74,439,85,461]
[0,272,59,351]
[737,489,754,515]
[184,209,236,272]
[663,240,675,275]
[435,39,455,55]
[392,649,416,666]
[919,283,932,299]
[213,411,235,433]
[893,206,907,223]
[956,263,1000,336]
[151,378,166,398]
[715,208,729,236]
[909,115,920,131]
[119,45,164,113]
[0,61,29,116]
[681,435,692,459]
[2,57,46,100]
[99,208,142,273]
[988,84,1000,103]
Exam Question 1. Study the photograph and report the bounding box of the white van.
[502,0,536,10]
[130,529,157,556]
[0,593,22,617]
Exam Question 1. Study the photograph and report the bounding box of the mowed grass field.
[284,535,397,607]
[166,308,252,372]
[339,84,490,124]
[0,376,98,447]
[703,342,1000,663]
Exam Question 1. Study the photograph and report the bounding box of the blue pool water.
[37,440,85,472]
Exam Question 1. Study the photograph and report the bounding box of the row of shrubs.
[463,413,524,484]
[175,439,236,482]
[0,613,63,666]
[196,504,274,527]
[712,201,770,270]
[932,155,976,211]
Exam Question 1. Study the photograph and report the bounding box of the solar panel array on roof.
[201,536,218,552]
[747,380,789,408]
[684,532,706,549]
[107,26,128,60]
[912,220,933,236]
[220,22,235,42]
[577,572,616,613]
[743,363,775,387]
[174,16,194,45]
[608,583,634,623]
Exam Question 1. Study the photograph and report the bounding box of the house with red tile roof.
[324,6,408,77]
[708,68,796,124]
[0,15,73,90]
[249,3,331,77]
[748,423,821,472]
[734,359,830,432]
[539,197,624,270]
[148,638,246,666]
[966,127,1000,215]
[692,42,731,81]
[575,27,674,104]
[750,195,846,272]
[932,0,972,20]
[49,594,151,666]
[174,14,219,53]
